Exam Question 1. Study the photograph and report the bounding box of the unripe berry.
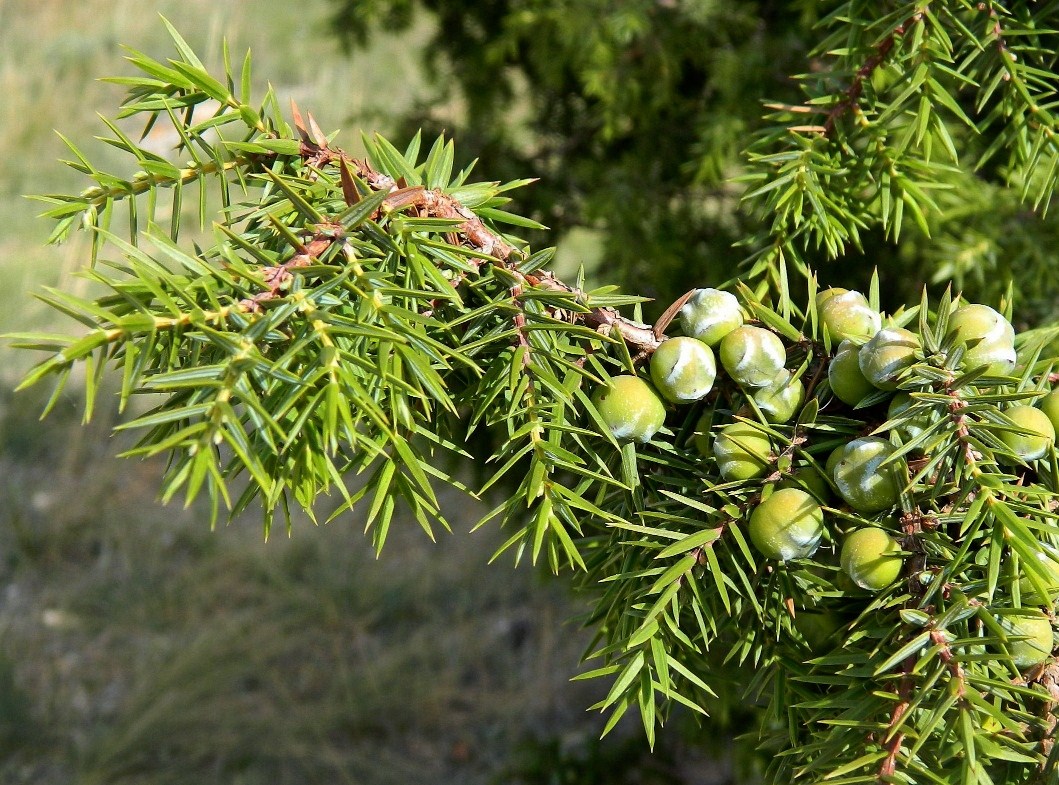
[719,325,787,388]
[713,421,772,481]
[828,339,876,406]
[997,611,1054,669]
[753,369,804,423]
[886,392,933,443]
[649,337,717,403]
[833,437,903,513]
[998,405,1055,464]
[1040,388,1059,435]
[858,327,919,390]
[591,375,666,443]
[679,288,744,346]
[748,488,824,561]
[816,288,881,343]
[778,465,831,503]
[948,303,1016,376]
[840,527,904,591]
[1016,548,1059,605]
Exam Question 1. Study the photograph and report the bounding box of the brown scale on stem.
[239,221,345,312]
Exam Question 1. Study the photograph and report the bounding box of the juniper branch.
[278,101,664,355]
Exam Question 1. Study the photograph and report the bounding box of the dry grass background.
[0,1,733,782]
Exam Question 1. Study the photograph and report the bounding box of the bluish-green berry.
[649,336,716,403]
[859,327,919,390]
[833,437,904,513]
[679,288,744,346]
[719,325,786,388]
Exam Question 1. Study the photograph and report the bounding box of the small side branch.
[286,101,663,356]
[878,657,915,780]
[823,14,923,136]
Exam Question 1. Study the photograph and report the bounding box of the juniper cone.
[12,11,1059,784]
[887,392,932,443]
[777,465,831,503]
[827,338,875,406]
[824,446,845,481]
[718,324,786,387]
[690,410,712,458]
[948,303,1017,376]
[833,438,903,513]
[649,336,716,403]
[712,420,772,481]
[858,326,920,390]
[841,527,904,591]
[752,369,804,424]
[997,405,1055,464]
[794,610,842,652]
[678,288,743,346]
[748,488,824,562]
[816,288,881,343]
[591,375,667,443]
[997,613,1056,670]
[1017,549,1059,605]
[1040,388,1059,435]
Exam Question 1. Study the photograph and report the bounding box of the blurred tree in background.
[331,0,1059,324]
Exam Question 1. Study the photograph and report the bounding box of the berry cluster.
[591,285,1059,669]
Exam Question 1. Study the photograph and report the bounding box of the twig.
[878,656,915,780]
[823,15,923,136]
[259,101,664,355]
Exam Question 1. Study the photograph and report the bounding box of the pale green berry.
[592,375,666,443]
[829,339,876,406]
[841,527,904,591]
[778,465,831,503]
[1017,548,1059,605]
[833,437,903,513]
[858,327,920,390]
[997,611,1054,669]
[649,337,717,403]
[753,369,805,423]
[948,303,1016,376]
[886,393,933,443]
[998,405,1055,464]
[1040,388,1059,437]
[679,288,744,346]
[817,288,881,343]
[713,421,772,481]
[748,488,824,561]
[719,325,787,388]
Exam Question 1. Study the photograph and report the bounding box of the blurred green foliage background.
[0,1,735,782]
